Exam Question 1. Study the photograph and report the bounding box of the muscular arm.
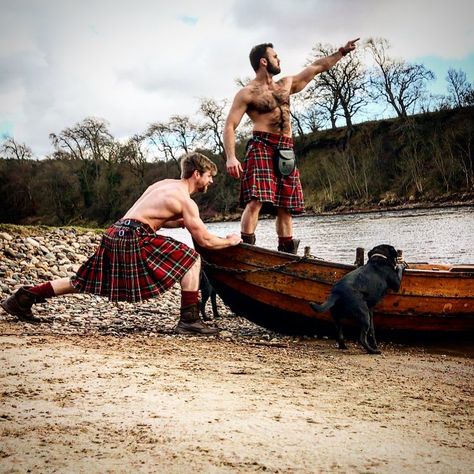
[224,89,249,179]
[182,198,241,249]
[161,218,184,229]
[290,38,359,94]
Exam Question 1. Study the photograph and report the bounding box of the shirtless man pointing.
[1,152,241,335]
[224,39,359,253]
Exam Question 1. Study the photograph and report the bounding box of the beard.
[197,184,208,193]
[267,62,281,75]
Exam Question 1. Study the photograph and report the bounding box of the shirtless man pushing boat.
[1,152,241,335]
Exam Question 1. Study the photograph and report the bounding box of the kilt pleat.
[71,220,198,302]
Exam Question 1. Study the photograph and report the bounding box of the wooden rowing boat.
[195,243,474,336]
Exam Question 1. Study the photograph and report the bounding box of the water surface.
[163,206,474,265]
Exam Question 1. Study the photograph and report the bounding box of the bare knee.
[246,199,262,214]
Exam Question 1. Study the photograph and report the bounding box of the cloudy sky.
[1,0,473,157]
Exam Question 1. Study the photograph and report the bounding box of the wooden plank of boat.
[195,243,474,335]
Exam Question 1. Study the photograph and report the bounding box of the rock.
[4,248,16,259]
[25,237,41,248]
[0,232,13,241]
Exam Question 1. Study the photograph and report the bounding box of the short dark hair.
[249,43,273,72]
[180,152,217,179]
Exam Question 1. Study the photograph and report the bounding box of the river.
[162,206,474,265]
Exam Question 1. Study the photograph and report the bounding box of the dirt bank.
[1,324,473,473]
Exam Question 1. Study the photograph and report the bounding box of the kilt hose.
[240,131,304,214]
[70,219,198,303]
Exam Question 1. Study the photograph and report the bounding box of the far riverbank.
[205,193,474,222]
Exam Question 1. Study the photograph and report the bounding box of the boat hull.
[196,243,474,336]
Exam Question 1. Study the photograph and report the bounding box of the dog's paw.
[368,348,382,355]
[396,258,409,270]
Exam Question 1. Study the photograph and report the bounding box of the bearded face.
[266,60,281,75]
[196,171,213,193]
[264,48,281,75]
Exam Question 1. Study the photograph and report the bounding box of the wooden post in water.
[355,247,364,267]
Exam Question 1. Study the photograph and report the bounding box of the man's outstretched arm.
[290,38,359,94]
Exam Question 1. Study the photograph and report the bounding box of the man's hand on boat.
[227,233,243,246]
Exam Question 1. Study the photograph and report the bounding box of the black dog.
[310,244,406,354]
[200,271,219,321]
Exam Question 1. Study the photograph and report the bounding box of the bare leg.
[276,207,293,237]
[51,277,79,296]
[180,257,201,292]
[241,199,262,234]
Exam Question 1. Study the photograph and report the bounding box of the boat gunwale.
[200,244,474,279]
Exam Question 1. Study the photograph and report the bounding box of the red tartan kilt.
[240,131,304,213]
[71,220,198,302]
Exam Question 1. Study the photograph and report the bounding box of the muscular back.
[124,179,186,231]
[245,78,292,136]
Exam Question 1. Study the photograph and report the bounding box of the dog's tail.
[309,293,339,313]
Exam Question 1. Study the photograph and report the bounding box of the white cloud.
[0,0,473,157]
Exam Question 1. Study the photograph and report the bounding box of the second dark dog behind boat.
[310,244,406,354]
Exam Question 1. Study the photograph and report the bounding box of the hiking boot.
[176,303,219,335]
[0,286,44,324]
[241,232,256,245]
[277,238,300,255]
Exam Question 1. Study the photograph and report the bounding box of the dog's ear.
[367,246,378,259]
[384,245,398,266]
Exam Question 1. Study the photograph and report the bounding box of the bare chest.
[248,87,290,114]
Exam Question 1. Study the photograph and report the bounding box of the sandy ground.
[1,322,473,474]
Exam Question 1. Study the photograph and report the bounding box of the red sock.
[28,282,56,299]
[278,236,293,246]
[181,290,199,308]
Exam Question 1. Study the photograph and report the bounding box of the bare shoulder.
[275,76,293,90]
[145,179,187,207]
[234,84,255,104]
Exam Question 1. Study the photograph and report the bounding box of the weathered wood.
[355,247,364,267]
[196,243,474,335]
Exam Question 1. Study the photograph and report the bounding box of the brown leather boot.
[277,238,300,255]
[241,232,256,245]
[0,286,45,324]
[176,303,219,335]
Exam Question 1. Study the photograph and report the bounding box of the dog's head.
[367,244,398,267]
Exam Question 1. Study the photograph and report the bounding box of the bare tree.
[147,115,202,172]
[1,137,33,160]
[49,117,119,214]
[305,43,369,129]
[446,68,474,108]
[118,134,149,185]
[366,38,434,118]
[49,117,115,161]
[198,98,228,157]
[290,92,324,136]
